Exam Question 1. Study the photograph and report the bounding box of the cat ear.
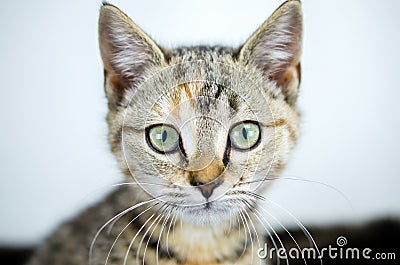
[98,3,166,108]
[239,0,303,105]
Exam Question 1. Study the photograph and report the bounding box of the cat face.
[99,1,302,225]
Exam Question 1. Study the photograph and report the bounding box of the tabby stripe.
[214,83,223,99]
[228,93,239,112]
[126,208,182,263]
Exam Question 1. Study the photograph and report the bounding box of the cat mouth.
[198,202,217,213]
[186,201,216,212]
[189,201,229,215]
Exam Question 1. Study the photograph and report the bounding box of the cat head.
[98,0,302,225]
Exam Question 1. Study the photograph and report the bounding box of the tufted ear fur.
[98,3,166,109]
[239,0,303,105]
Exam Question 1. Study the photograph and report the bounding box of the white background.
[1,0,399,245]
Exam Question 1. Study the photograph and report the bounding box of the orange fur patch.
[269,118,297,142]
[188,158,224,184]
[169,88,182,115]
[151,103,163,116]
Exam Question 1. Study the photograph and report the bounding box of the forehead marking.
[169,87,182,115]
[169,82,202,120]
[151,103,163,116]
[228,93,239,112]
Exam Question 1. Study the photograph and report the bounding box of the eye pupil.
[147,125,180,154]
[162,130,167,142]
[242,127,248,140]
[229,121,260,150]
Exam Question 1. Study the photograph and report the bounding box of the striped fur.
[27,1,303,264]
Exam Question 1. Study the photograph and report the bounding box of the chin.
[180,201,237,226]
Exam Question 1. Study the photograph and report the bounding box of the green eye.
[229,121,260,150]
[146,125,180,153]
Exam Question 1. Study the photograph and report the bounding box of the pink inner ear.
[239,1,303,104]
[269,60,301,105]
[273,59,301,90]
[105,70,130,104]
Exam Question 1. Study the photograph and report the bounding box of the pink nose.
[190,178,223,199]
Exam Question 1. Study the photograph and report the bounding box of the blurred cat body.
[27,1,303,264]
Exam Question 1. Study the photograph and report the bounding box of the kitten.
[27,0,302,264]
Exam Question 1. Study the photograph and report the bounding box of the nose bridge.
[180,118,216,160]
[186,131,216,165]
[182,115,226,185]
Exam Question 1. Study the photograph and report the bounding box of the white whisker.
[104,202,158,265]
[123,213,156,265]
[156,205,173,265]
[136,210,165,265]
[266,198,323,265]
[165,209,177,257]
[241,204,259,265]
[241,200,263,265]
[89,196,162,265]
[258,204,308,265]
[237,208,250,261]
[247,174,352,208]
[253,206,288,265]
[142,207,167,265]
[247,204,283,265]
